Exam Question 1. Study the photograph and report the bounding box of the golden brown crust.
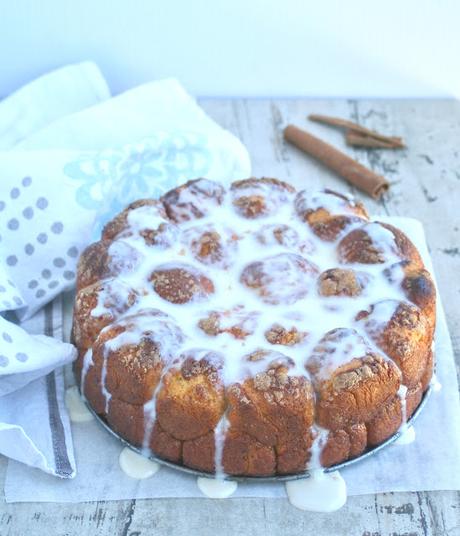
[156,351,225,441]
[306,329,401,430]
[381,223,424,267]
[338,222,423,267]
[71,279,139,350]
[181,225,238,268]
[76,240,111,291]
[314,356,401,431]
[106,398,145,446]
[150,421,182,463]
[198,309,258,340]
[223,431,277,476]
[312,215,367,242]
[383,261,436,340]
[102,199,168,242]
[84,310,184,410]
[318,268,369,297]
[240,253,318,305]
[366,383,423,446]
[321,423,367,467]
[231,177,295,218]
[77,355,107,415]
[295,189,369,241]
[401,268,436,328]
[94,332,163,406]
[264,323,308,346]
[76,240,142,291]
[182,431,216,472]
[187,229,223,264]
[161,178,225,223]
[357,300,431,388]
[232,177,296,192]
[222,354,315,475]
[421,350,434,391]
[150,264,214,304]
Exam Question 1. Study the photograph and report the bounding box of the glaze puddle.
[119,447,160,479]
[65,386,94,423]
[197,477,238,498]
[394,425,416,445]
[285,470,347,512]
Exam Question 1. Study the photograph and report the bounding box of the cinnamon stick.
[308,113,405,149]
[345,130,403,149]
[283,124,389,199]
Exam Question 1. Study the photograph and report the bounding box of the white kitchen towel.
[1,297,75,478]
[0,307,75,395]
[0,64,251,478]
[4,217,460,502]
[16,77,251,154]
[0,61,110,150]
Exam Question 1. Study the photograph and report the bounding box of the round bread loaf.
[72,178,435,476]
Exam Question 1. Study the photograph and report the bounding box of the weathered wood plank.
[1,492,459,536]
[1,98,459,536]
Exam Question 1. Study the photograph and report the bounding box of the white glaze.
[398,384,408,425]
[214,413,230,477]
[88,184,418,470]
[141,378,165,455]
[285,470,347,512]
[431,374,442,392]
[197,477,238,499]
[80,349,93,398]
[363,221,399,261]
[309,425,329,469]
[90,279,132,318]
[360,299,400,340]
[309,329,371,382]
[394,384,417,442]
[295,190,357,215]
[65,386,94,423]
[127,203,166,232]
[100,352,112,413]
[394,425,416,445]
[119,447,160,479]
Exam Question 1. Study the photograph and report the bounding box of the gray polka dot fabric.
[0,306,76,376]
[0,154,98,380]
[0,160,98,321]
[22,206,34,219]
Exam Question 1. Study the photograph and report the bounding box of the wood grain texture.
[1,98,459,536]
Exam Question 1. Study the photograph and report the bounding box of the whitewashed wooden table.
[1,98,459,536]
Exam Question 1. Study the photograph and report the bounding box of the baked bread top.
[72,178,435,476]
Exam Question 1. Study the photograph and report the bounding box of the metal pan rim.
[82,385,432,482]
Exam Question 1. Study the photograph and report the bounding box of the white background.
[0,0,459,98]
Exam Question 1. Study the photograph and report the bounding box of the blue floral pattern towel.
[64,132,216,235]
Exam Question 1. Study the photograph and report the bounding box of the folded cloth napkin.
[0,297,76,477]
[0,63,251,477]
[0,62,110,150]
